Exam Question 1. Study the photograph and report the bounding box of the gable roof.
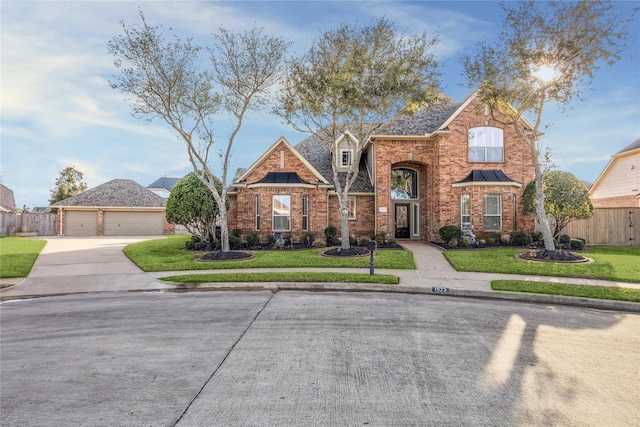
[234,137,329,186]
[616,138,640,155]
[589,137,640,196]
[0,184,17,212]
[148,177,180,191]
[52,179,167,208]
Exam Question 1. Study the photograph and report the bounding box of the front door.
[395,204,410,238]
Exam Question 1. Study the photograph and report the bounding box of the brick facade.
[228,94,535,244]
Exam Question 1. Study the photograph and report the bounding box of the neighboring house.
[51,179,173,236]
[0,184,17,213]
[147,176,180,199]
[228,91,535,243]
[589,138,640,208]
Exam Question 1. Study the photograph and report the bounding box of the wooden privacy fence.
[0,213,57,237]
[561,208,639,246]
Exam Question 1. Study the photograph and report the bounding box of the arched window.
[468,127,504,162]
[391,168,418,199]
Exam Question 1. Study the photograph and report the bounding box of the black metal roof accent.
[253,172,312,185]
[455,170,518,184]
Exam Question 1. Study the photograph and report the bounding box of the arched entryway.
[391,167,422,240]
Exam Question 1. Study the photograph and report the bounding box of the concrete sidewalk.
[1,237,639,312]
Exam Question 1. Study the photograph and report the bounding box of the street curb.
[168,281,640,313]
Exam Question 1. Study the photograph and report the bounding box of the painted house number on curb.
[431,287,450,293]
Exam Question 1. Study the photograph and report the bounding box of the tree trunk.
[218,207,230,252]
[340,206,350,249]
[530,144,556,253]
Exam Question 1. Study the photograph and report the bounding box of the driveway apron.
[1,236,169,298]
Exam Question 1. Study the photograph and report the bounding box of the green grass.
[124,235,416,271]
[162,271,399,285]
[0,237,47,278]
[492,280,640,303]
[444,246,640,283]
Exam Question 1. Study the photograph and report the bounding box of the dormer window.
[340,149,353,167]
[469,126,504,162]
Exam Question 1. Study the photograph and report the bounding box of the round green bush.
[439,225,461,243]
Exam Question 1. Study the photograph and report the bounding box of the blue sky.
[2,1,639,209]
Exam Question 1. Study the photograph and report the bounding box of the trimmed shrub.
[231,228,243,238]
[266,234,276,245]
[570,239,585,250]
[512,232,533,247]
[486,237,496,245]
[559,234,571,245]
[229,233,242,250]
[359,236,370,246]
[439,225,461,243]
[324,226,337,244]
[246,232,260,247]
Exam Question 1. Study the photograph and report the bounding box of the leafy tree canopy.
[522,170,594,238]
[461,0,634,253]
[49,166,87,205]
[278,18,441,248]
[166,173,226,245]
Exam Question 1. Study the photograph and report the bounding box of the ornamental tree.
[109,11,290,252]
[277,18,441,249]
[461,0,633,255]
[166,173,225,248]
[522,171,594,239]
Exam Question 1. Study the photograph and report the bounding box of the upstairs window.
[340,149,353,167]
[469,127,504,162]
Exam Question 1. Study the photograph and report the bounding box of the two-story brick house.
[228,91,535,243]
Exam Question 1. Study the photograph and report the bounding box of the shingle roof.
[0,184,17,212]
[616,138,640,155]
[374,96,461,136]
[52,179,167,208]
[147,177,180,191]
[295,135,374,193]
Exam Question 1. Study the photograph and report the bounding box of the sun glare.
[532,65,560,83]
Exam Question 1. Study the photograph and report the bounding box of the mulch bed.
[322,247,371,257]
[198,251,254,262]
[518,249,588,263]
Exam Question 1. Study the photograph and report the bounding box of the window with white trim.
[461,194,470,228]
[255,195,261,230]
[469,127,504,162]
[302,196,309,231]
[483,194,502,231]
[272,195,291,232]
[347,197,356,220]
[340,149,353,167]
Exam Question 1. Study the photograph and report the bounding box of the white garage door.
[103,211,164,236]
[65,211,98,236]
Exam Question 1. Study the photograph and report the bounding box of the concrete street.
[2,291,638,426]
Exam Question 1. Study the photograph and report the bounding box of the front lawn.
[492,280,640,303]
[0,237,47,278]
[162,271,399,285]
[444,246,640,283]
[124,235,416,271]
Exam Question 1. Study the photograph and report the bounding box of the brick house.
[228,91,535,243]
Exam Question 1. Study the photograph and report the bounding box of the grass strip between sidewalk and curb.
[125,235,416,271]
[161,272,399,285]
[0,237,47,278]
[492,280,640,303]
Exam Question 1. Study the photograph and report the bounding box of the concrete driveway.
[1,236,169,298]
